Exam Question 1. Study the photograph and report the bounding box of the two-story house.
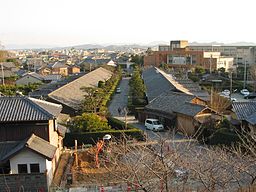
[0,96,66,191]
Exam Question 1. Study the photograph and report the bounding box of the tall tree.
[81,87,104,113]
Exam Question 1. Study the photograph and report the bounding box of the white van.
[145,119,164,131]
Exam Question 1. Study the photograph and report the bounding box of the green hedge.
[99,74,121,112]
[107,117,137,130]
[64,128,144,147]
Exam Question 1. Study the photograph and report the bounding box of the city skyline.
[1,0,256,48]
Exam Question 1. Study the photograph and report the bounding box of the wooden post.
[75,140,78,167]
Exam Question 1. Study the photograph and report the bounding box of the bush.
[207,128,240,146]
[107,117,137,130]
[69,113,111,132]
[63,129,144,147]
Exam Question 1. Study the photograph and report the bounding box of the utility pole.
[124,107,128,129]
[230,71,233,100]
[243,60,247,89]
[210,54,212,74]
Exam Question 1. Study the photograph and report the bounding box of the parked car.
[145,119,164,131]
[221,89,230,96]
[231,97,237,102]
[240,89,250,96]
[116,87,121,93]
[244,92,256,99]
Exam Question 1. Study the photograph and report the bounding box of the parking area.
[231,93,256,102]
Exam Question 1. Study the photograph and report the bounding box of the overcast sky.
[1,0,256,47]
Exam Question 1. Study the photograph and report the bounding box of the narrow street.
[108,77,190,142]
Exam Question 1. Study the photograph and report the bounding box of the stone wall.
[0,173,48,192]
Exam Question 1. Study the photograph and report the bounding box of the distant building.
[170,40,189,50]
[16,72,44,85]
[0,62,19,78]
[189,45,256,67]
[144,49,214,70]
[49,62,68,76]
[144,40,234,71]
[146,40,256,69]
[68,65,81,74]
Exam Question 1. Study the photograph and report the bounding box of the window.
[18,164,28,173]
[146,120,152,124]
[30,164,40,173]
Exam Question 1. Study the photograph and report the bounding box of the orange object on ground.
[95,140,104,168]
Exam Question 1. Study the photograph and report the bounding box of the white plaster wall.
[46,159,53,186]
[48,120,59,147]
[10,149,47,174]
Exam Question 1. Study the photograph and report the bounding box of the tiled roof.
[0,134,57,162]
[0,141,21,161]
[245,112,256,125]
[143,67,209,102]
[29,97,62,117]
[50,61,67,68]
[143,67,176,102]
[29,73,85,98]
[44,74,62,81]
[21,72,44,80]
[175,102,206,116]
[232,102,256,120]
[145,91,207,117]
[0,97,61,122]
[48,67,113,110]
[26,134,57,159]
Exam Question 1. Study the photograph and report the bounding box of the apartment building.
[189,45,256,67]
[144,40,237,71]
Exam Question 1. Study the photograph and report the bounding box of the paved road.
[108,77,189,141]
[108,77,130,116]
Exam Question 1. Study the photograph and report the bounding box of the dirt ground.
[71,148,121,186]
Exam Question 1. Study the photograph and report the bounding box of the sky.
[1,0,256,48]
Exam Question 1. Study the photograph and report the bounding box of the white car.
[145,119,164,131]
[231,97,237,102]
[221,89,230,96]
[116,87,121,93]
[240,89,250,96]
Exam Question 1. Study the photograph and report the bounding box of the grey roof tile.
[145,91,207,117]
[143,67,209,102]
[48,67,113,110]
[232,102,256,120]
[0,96,60,122]
[28,97,62,117]
[0,141,21,161]
[143,67,176,102]
[0,134,57,162]
[245,112,256,125]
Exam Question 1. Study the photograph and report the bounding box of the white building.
[190,45,255,67]
[203,52,234,71]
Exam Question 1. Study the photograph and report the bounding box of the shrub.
[63,129,144,147]
[69,113,111,133]
[207,128,240,146]
[107,117,137,130]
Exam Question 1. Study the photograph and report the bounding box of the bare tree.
[95,134,256,192]
[209,91,231,113]
[249,65,256,92]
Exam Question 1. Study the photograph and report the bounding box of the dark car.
[244,92,256,99]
